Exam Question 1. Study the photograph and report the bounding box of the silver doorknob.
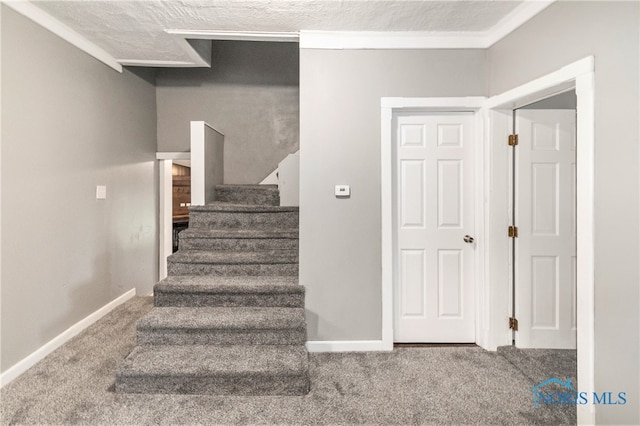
[464,235,474,244]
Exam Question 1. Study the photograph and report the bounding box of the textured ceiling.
[31,0,525,65]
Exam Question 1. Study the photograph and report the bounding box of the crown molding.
[126,30,299,68]
[3,0,122,72]
[300,0,555,50]
[165,29,299,43]
[123,37,212,68]
[299,30,487,49]
[484,0,556,46]
[5,0,556,65]
[117,59,205,67]
[3,1,212,70]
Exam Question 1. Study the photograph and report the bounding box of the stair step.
[188,204,298,230]
[215,184,279,206]
[179,228,298,251]
[154,275,304,307]
[116,344,309,395]
[169,250,298,264]
[137,307,306,345]
[167,250,298,276]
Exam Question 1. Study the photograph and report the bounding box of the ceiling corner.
[4,0,122,72]
[484,0,557,47]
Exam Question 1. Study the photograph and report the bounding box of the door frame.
[381,97,487,350]
[484,56,595,425]
[156,151,191,282]
[381,56,595,425]
[392,110,479,343]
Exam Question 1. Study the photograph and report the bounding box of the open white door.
[514,109,577,349]
[393,112,475,343]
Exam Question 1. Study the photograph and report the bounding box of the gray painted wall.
[156,41,299,184]
[1,7,158,372]
[492,2,639,424]
[520,90,576,110]
[299,49,486,341]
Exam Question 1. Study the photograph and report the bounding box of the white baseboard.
[0,288,136,388]
[306,340,388,352]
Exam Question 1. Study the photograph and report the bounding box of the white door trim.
[485,56,595,426]
[381,97,486,351]
[380,56,594,426]
[156,152,191,281]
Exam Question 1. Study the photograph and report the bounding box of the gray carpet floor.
[1,297,576,425]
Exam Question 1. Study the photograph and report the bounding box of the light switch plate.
[96,185,107,200]
[335,185,350,197]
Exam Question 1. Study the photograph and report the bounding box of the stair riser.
[179,237,298,251]
[116,373,310,395]
[154,292,305,308]
[189,211,298,230]
[137,329,306,346]
[167,263,298,276]
[216,190,280,206]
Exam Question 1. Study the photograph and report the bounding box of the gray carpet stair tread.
[118,345,309,376]
[168,250,298,264]
[154,276,304,308]
[216,184,278,194]
[217,184,278,190]
[190,204,298,213]
[214,185,281,207]
[156,275,302,293]
[137,307,306,331]
[179,229,298,239]
[118,183,308,395]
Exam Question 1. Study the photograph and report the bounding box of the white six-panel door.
[515,109,577,349]
[393,112,475,342]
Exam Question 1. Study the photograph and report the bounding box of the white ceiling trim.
[3,0,122,72]
[300,0,555,50]
[117,59,206,67]
[483,0,555,47]
[7,1,213,69]
[142,29,299,68]
[124,37,212,68]
[177,38,212,67]
[8,0,556,68]
[299,30,487,49]
[165,29,300,43]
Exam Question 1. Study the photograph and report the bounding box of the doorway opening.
[381,58,594,424]
[484,56,595,425]
[510,91,577,350]
[171,160,191,253]
[157,151,191,280]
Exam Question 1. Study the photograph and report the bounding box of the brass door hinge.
[509,317,519,331]
[508,226,518,238]
[508,134,519,146]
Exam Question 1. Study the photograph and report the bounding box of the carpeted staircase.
[115,184,310,395]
